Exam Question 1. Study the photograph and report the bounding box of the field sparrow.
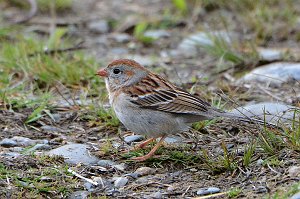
[97,59,270,161]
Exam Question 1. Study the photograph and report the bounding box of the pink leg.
[131,136,166,161]
[135,138,155,149]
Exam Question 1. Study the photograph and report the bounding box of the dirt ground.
[1,0,300,198]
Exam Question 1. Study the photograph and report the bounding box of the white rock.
[238,62,300,86]
[114,177,128,188]
[288,166,300,177]
[230,102,300,124]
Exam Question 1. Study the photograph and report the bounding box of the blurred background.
[1,0,300,198]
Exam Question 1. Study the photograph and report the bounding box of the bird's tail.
[213,110,279,129]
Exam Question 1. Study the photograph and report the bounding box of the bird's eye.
[113,68,121,74]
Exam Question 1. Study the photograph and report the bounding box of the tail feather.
[215,111,279,129]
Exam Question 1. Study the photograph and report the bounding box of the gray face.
[106,64,148,91]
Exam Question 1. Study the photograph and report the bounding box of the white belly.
[112,93,189,138]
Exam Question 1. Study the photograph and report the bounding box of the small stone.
[112,163,126,171]
[230,102,300,124]
[18,181,29,187]
[0,138,17,147]
[135,176,149,184]
[238,62,300,86]
[149,191,162,199]
[69,191,90,199]
[88,20,109,34]
[255,186,268,193]
[39,176,52,182]
[144,30,170,39]
[111,33,131,43]
[124,135,144,144]
[288,166,300,177]
[197,187,221,196]
[167,186,175,192]
[1,152,22,158]
[291,192,300,199]
[47,144,99,165]
[114,177,128,188]
[25,144,51,154]
[257,48,283,61]
[110,47,128,55]
[41,125,62,132]
[125,173,139,179]
[164,136,182,144]
[12,136,36,146]
[256,159,264,166]
[226,144,234,150]
[83,182,94,192]
[97,160,117,167]
[93,177,113,189]
[134,167,155,176]
[177,31,234,57]
[11,147,24,152]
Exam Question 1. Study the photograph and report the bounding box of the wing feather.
[124,73,211,115]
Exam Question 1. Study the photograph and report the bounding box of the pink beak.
[96,69,108,77]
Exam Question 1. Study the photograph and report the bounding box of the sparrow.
[96,59,273,161]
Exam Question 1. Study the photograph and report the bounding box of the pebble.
[288,166,300,177]
[83,182,94,192]
[255,186,268,193]
[134,167,155,176]
[110,47,129,55]
[238,62,300,86]
[114,177,128,188]
[88,20,109,34]
[126,55,155,66]
[1,152,22,159]
[291,192,300,199]
[93,177,113,189]
[197,187,221,196]
[97,160,117,167]
[47,144,99,165]
[124,135,144,144]
[257,48,283,61]
[256,159,264,166]
[148,191,162,199]
[69,191,90,199]
[144,30,170,39]
[176,31,234,57]
[111,33,131,43]
[41,125,63,132]
[0,136,47,148]
[164,136,182,144]
[230,102,300,124]
[135,176,149,184]
[25,144,51,154]
[112,163,126,172]
[0,138,17,147]
[226,143,234,150]
[167,186,175,192]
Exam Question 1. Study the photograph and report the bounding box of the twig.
[67,168,98,186]
[192,192,228,199]
[28,41,86,57]
[12,0,37,24]
[181,185,191,197]
[267,164,281,175]
[257,84,282,101]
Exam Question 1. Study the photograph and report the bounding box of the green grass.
[0,156,79,198]
[0,26,105,112]
[227,187,242,198]
[266,182,300,199]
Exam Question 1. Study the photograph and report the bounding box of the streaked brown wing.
[124,72,211,114]
[131,88,210,114]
